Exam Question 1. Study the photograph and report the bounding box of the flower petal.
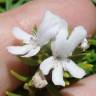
[65,59,86,78]
[7,45,32,55]
[22,46,40,57]
[40,56,54,75]
[12,27,32,43]
[51,28,68,57]
[51,26,87,58]
[67,26,87,54]
[52,62,65,86]
[37,10,68,46]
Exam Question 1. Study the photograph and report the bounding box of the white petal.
[37,10,68,46]
[12,27,32,43]
[51,28,68,57]
[22,46,40,57]
[52,62,65,86]
[65,59,86,78]
[40,56,54,75]
[67,26,87,53]
[7,45,32,55]
[51,26,87,58]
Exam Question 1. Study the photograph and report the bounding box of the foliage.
[92,0,96,5]
[0,0,30,13]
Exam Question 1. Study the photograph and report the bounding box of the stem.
[70,53,88,58]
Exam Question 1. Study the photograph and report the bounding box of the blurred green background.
[0,0,31,13]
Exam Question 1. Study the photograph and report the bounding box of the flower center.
[30,36,39,48]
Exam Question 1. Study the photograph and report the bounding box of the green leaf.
[78,63,93,73]
[24,80,33,90]
[83,50,96,63]
[24,81,35,96]
[0,0,5,3]
[92,0,96,4]
[0,7,5,12]
[13,0,27,8]
[6,91,22,96]
[5,0,13,10]
[88,39,96,46]
[11,70,29,82]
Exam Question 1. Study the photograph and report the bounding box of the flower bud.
[32,71,48,88]
[81,38,89,51]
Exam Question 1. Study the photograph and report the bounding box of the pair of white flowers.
[7,10,89,87]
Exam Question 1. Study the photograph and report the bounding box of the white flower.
[7,27,40,57]
[81,38,89,51]
[40,25,87,86]
[7,10,67,57]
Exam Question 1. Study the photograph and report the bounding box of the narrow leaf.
[13,0,26,8]
[5,0,12,10]
[11,70,29,82]
[6,91,22,96]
